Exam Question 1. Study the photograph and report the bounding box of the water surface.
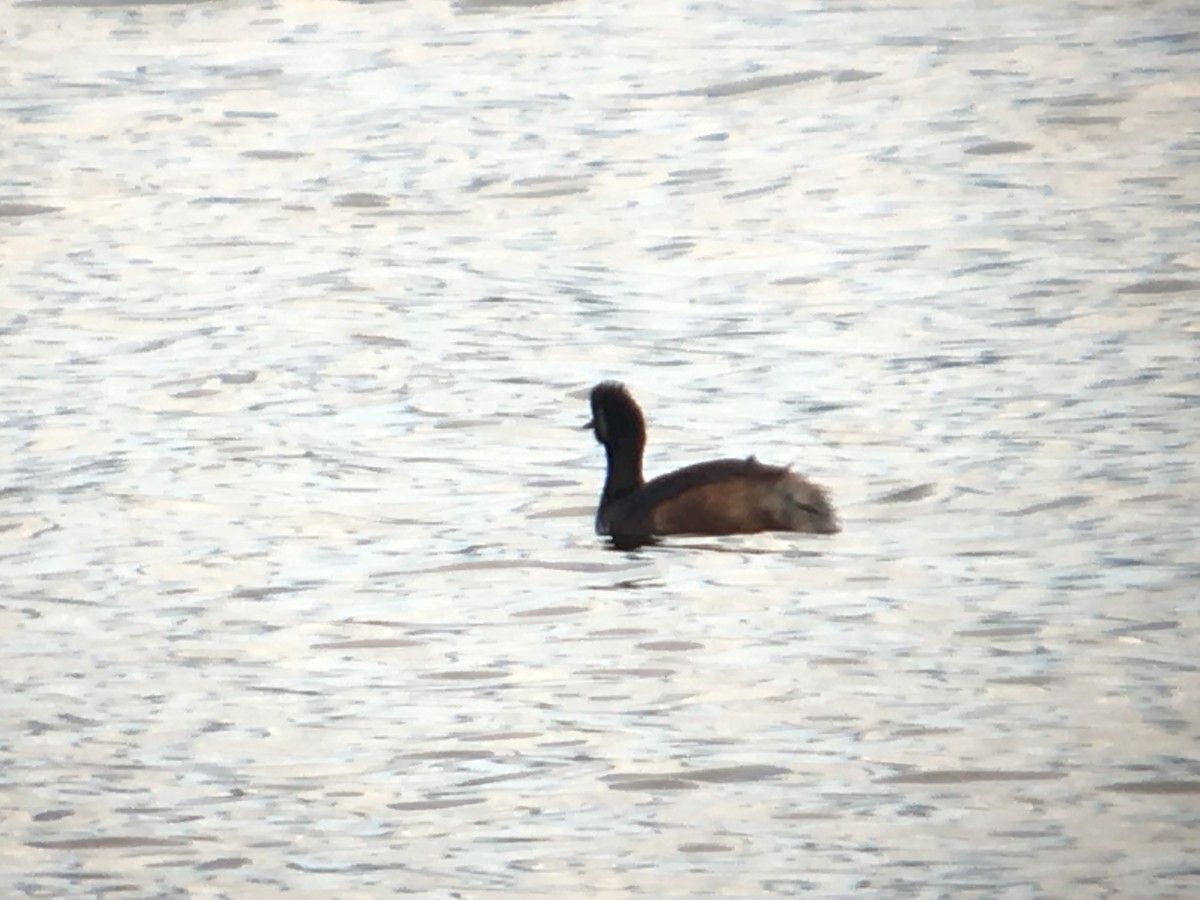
[2,0,1198,896]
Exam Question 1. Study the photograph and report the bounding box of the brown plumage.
[585,382,839,549]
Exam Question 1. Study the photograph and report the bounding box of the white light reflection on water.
[2,0,1198,896]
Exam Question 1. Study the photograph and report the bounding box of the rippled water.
[3,0,1199,896]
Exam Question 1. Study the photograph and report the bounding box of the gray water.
[3,0,1199,896]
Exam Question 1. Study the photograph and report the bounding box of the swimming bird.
[585,381,839,549]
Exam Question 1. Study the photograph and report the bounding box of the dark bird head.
[587,382,646,450]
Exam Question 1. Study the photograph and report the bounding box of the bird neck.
[602,438,644,503]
